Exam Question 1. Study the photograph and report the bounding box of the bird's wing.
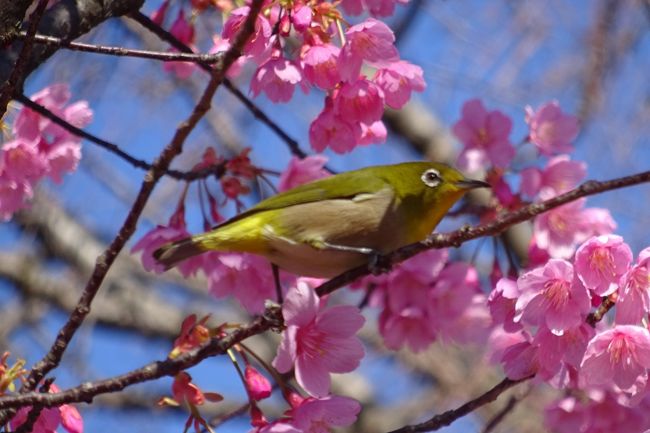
[214,168,390,229]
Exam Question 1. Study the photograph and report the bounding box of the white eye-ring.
[421,168,441,187]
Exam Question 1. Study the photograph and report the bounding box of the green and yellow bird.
[154,161,489,278]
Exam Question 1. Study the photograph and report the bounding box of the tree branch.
[18,31,225,63]
[316,169,650,297]
[386,377,531,433]
[0,306,282,410]
[15,94,227,181]
[0,0,48,117]
[0,0,146,104]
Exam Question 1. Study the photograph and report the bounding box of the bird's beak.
[455,178,491,190]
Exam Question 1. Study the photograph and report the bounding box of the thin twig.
[386,377,531,433]
[586,295,616,326]
[129,11,307,159]
[0,0,49,117]
[18,32,224,64]
[316,170,650,297]
[0,1,267,426]
[481,389,528,433]
[15,94,226,181]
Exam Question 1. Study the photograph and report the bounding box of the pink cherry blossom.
[151,0,168,25]
[527,235,551,268]
[273,281,365,397]
[378,250,453,351]
[132,208,202,277]
[615,247,650,325]
[333,79,385,125]
[488,278,521,333]
[452,99,515,172]
[46,139,82,183]
[250,55,304,103]
[11,407,62,433]
[278,155,330,192]
[59,404,83,433]
[204,252,285,314]
[581,325,650,390]
[132,225,192,274]
[520,155,587,198]
[163,10,196,79]
[373,60,425,109]
[515,259,591,334]
[358,120,387,146]
[0,177,33,220]
[365,0,408,16]
[534,196,615,259]
[545,391,650,433]
[291,5,312,31]
[574,235,632,296]
[257,395,360,433]
[14,84,93,142]
[222,7,272,61]
[501,340,539,380]
[525,101,579,155]
[379,300,436,352]
[301,44,341,90]
[439,293,492,345]
[309,104,361,153]
[1,84,92,220]
[544,397,587,433]
[338,18,399,81]
[428,262,481,331]
[1,139,48,181]
[340,0,364,15]
[210,36,246,78]
[486,174,515,208]
[533,323,594,381]
[10,384,83,433]
[245,365,272,401]
[486,328,528,365]
[289,395,361,431]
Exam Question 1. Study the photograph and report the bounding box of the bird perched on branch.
[154,161,489,278]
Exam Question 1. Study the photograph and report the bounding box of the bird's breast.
[260,187,407,277]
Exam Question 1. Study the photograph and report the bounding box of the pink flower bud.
[245,365,272,400]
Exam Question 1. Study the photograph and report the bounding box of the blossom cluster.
[153,0,426,154]
[250,280,364,431]
[453,99,614,261]
[488,234,650,432]
[0,84,92,220]
[354,249,490,352]
[1,353,84,433]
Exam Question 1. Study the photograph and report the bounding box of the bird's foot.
[368,252,392,276]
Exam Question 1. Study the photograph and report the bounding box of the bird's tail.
[153,236,207,270]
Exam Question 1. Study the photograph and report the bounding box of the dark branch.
[316,169,650,297]
[16,94,226,181]
[0,0,146,106]
[19,31,225,63]
[0,306,282,410]
[0,0,48,117]
[386,377,531,433]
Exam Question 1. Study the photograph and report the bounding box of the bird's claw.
[368,252,392,275]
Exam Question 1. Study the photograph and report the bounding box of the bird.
[153,161,490,278]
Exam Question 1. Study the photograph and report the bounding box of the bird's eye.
[421,169,441,187]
